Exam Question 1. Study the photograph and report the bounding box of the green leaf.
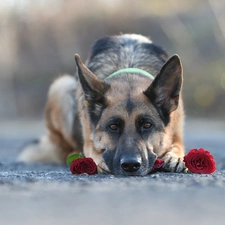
[66,153,83,166]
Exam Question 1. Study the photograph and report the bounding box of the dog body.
[19,34,185,175]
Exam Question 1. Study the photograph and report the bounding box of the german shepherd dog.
[19,34,185,176]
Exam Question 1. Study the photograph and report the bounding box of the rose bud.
[183,148,216,174]
[70,157,97,175]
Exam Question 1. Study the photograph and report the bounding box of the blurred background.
[0,0,225,121]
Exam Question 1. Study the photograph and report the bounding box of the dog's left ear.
[74,54,109,102]
[144,54,183,117]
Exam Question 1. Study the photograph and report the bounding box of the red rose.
[150,158,164,172]
[70,157,97,175]
[183,148,216,174]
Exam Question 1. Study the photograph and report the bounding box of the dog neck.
[105,68,155,80]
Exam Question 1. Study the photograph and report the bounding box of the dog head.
[75,54,183,176]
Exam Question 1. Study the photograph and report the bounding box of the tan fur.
[19,75,81,163]
[159,101,184,171]
[18,135,67,163]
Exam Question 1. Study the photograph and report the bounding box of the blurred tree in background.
[0,0,225,120]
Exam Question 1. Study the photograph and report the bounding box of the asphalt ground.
[0,119,225,225]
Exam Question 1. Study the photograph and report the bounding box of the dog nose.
[120,157,141,173]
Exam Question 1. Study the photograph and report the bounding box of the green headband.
[105,68,155,80]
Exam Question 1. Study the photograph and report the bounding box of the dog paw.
[97,160,112,175]
[161,152,187,173]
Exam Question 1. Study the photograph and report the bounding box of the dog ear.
[144,54,183,118]
[74,54,109,101]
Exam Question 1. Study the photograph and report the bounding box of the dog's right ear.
[74,54,109,102]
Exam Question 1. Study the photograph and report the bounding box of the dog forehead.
[102,77,159,120]
[105,75,152,99]
[104,96,157,118]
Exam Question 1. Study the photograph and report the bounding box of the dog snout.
[120,156,142,173]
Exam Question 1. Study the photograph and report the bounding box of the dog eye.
[109,124,119,131]
[143,123,152,129]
